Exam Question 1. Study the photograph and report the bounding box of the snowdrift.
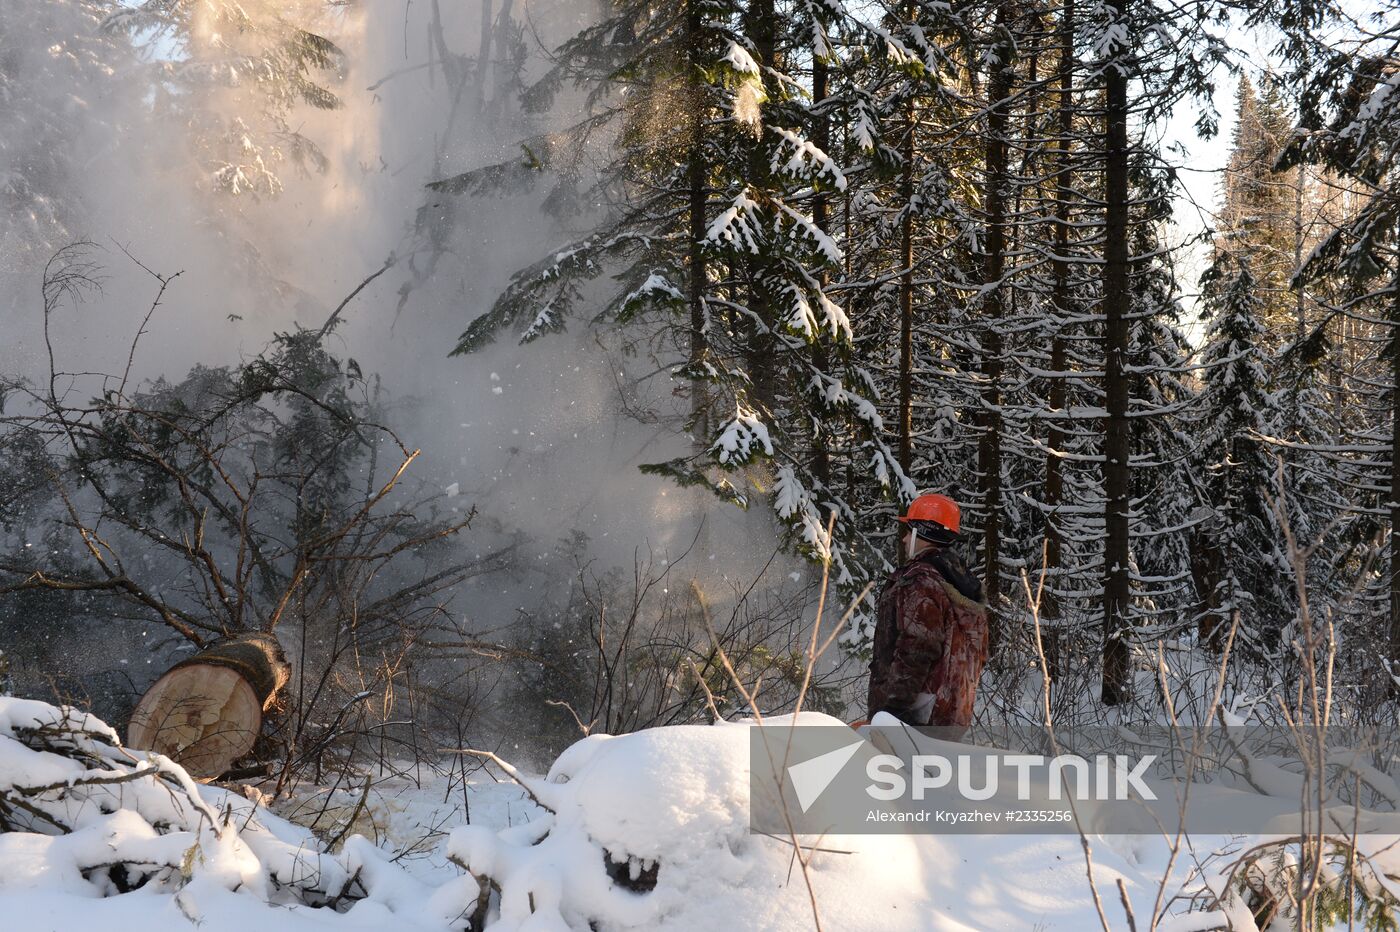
[443,713,1206,930]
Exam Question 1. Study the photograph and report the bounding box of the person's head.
[897,493,962,559]
[900,525,931,559]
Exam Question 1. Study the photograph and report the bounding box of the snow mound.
[446,712,1151,931]
[451,712,1371,929]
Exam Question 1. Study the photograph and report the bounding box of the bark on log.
[127,633,289,780]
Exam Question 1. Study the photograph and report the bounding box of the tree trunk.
[897,91,915,479]
[1192,529,1226,651]
[1043,0,1075,648]
[811,36,834,497]
[489,0,516,115]
[127,633,290,780]
[687,0,709,450]
[979,3,1013,622]
[1389,244,1400,664]
[427,0,464,95]
[742,0,778,412]
[1101,0,1133,706]
[475,0,493,107]
[1294,165,1308,358]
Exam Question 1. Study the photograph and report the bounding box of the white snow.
[0,698,483,932]
[772,467,833,561]
[705,191,765,254]
[445,712,1297,931]
[720,42,760,76]
[709,407,774,465]
[769,127,848,192]
[4,697,1395,930]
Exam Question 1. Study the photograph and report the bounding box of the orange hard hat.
[897,493,960,534]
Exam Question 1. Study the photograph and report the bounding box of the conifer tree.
[1277,18,1400,668]
[1194,257,1289,652]
[1126,228,1199,643]
[0,0,132,262]
[440,0,920,608]
[102,0,348,199]
[1219,75,1299,340]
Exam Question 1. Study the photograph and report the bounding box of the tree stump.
[127,633,290,780]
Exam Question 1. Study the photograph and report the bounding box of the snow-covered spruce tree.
[941,0,1015,627]
[1269,8,1397,688]
[1095,0,1137,705]
[1193,256,1291,656]
[829,0,1032,643]
[1087,0,1234,704]
[985,0,1104,671]
[824,0,990,649]
[1036,0,1086,641]
[1218,74,1301,341]
[440,0,921,616]
[1124,227,1200,647]
[960,0,1085,631]
[101,0,348,200]
[975,1,1111,657]
[1213,67,1344,666]
[0,0,134,264]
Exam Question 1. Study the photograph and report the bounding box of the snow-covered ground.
[0,697,1353,931]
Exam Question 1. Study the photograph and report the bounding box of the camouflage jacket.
[867,549,989,728]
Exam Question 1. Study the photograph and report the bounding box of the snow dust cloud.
[0,0,815,723]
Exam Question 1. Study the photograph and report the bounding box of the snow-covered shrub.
[0,303,500,787]
[1192,836,1400,932]
[0,696,479,928]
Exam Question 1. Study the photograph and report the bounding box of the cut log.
[127,633,289,780]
